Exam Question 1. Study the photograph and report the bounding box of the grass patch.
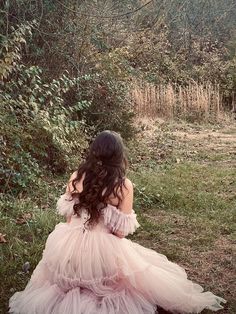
[132,163,235,230]
[130,161,236,313]
[0,178,64,312]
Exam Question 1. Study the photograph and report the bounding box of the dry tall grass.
[130,81,223,121]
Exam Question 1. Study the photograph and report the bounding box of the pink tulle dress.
[9,193,226,313]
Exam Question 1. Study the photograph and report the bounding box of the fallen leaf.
[16,213,32,225]
[0,233,7,243]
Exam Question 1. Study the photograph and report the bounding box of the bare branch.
[56,0,154,19]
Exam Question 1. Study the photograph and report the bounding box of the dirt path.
[135,118,236,165]
[173,126,236,155]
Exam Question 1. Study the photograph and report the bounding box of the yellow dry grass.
[130,81,223,121]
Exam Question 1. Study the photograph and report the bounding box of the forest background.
[0,1,236,313]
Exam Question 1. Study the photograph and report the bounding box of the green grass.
[129,154,235,312]
[133,163,235,222]
[132,162,235,244]
[0,179,64,313]
[0,122,236,313]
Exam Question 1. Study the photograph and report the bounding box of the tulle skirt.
[9,219,226,313]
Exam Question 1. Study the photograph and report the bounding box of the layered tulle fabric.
[9,195,226,314]
[103,204,140,236]
[57,193,140,236]
[56,193,78,217]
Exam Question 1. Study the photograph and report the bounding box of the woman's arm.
[64,171,78,223]
[66,216,72,223]
[112,178,134,238]
[119,178,134,214]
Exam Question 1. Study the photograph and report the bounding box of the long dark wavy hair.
[71,130,128,227]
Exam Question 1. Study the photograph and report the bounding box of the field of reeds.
[130,81,229,121]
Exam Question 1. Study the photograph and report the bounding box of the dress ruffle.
[9,278,156,314]
[56,193,77,217]
[9,195,226,314]
[57,193,140,236]
[103,204,140,236]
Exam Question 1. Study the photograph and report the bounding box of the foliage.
[78,72,135,137]
[127,27,224,82]
[0,23,88,194]
[2,0,236,115]
[0,18,136,194]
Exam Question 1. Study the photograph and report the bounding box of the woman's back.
[67,170,133,209]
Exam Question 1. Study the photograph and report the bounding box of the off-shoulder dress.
[9,193,226,313]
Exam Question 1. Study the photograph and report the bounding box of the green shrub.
[0,23,88,194]
[76,48,135,139]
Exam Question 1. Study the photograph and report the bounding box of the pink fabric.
[57,193,140,236]
[103,204,140,236]
[56,193,77,217]
[9,194,226,313]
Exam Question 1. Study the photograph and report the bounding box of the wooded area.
[1,0,236,192]
[1,2,236,312]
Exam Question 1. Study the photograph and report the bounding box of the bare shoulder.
[123,178,133,190]
[119,177,134,214]
[69,171,78,182]
[122,177,134,197]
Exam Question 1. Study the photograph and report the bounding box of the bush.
[75,48,135,139]
[0,23,88,194]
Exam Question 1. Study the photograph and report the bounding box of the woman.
[9,130,226,313]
